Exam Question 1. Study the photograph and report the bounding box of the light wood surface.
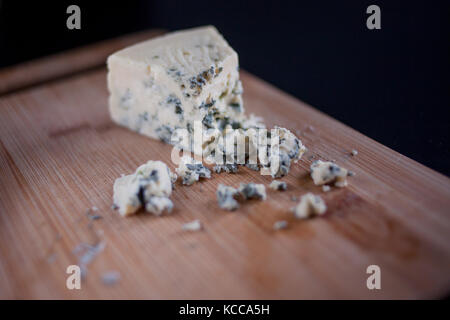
[0,31,449,299]
[0,30,164,96]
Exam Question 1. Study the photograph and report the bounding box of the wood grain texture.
[0,36,449,299]
[0,30,165,95]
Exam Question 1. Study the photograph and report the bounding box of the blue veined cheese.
[213,163,239,174]
[182,219,203,231]
[107,26,247,145]
[175,156,211,185]
[310,160,350,188]
[216,184,239,211]
[238,183,266,200]
[269,180,287,191]
[113,160,175,216]
[258,127,307,178]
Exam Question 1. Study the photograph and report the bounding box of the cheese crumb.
[238,183,266,200]
[322,185,331,192]
[176,156,211,185]
[216,184,239,211]
[182,219,203,231]
[273,220,288,230]
[310,160,349,188]
[269,180,287,191]
[213,164,238,174]
[291,193,327,219]
[113,160,174,216]
[351,149,358,156]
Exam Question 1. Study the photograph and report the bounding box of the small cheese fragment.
[238,183,266,200]
[310,160,349,187]
[259,126,307,178]
[113,160,174,216]
[145,196,173,215]
[182,220,203,231]
[216,184,239,211]
[175,156,211,185]
[292,193,327,219]
[213,163,238,174]
[269,180,287,191]
[273,220,288,230]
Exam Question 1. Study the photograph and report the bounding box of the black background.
[1,0,449,176]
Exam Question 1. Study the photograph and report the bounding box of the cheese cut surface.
[107,26,246,144]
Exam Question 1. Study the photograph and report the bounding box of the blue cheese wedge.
[107,26,247,148]
[291,193,327,219]
[175,156,211,185]
[145,196,173,216]
[310,160,349,187]
[113,160,174,216]
[107,26,307,178]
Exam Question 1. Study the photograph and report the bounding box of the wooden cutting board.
[0,30,449,299]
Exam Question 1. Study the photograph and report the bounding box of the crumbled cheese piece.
[213,163,238,173]
[216,184,239,211]
[245,163,260,171]
[269,180,287,191]
[182,219,203,231]
[176,156,211,185]
[170,172,178,184]
[260,127,307,178]
[145,196,173,215]
[113,160,174,216]
[273,220,288,230]
[310,160,349,188]
[238,183,266,200]
[351,149,358,156]
[292,193,327,219]
[322,185,331,192]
